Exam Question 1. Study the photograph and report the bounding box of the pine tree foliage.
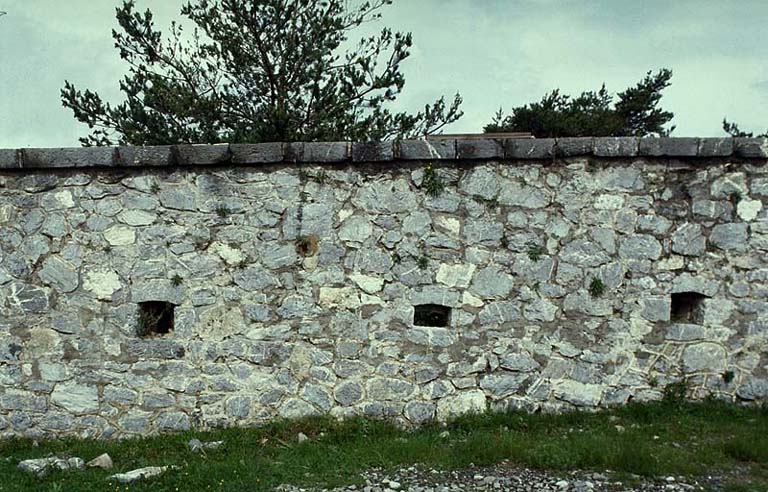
[722,119,767,138]
[485,69,675,138]
[61,0,463,146]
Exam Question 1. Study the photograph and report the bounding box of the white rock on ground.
[18,456,84,477]
[107,466,168,483]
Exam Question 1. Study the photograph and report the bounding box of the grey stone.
[299,142,349,162]
[470,266,515,299]
[523,298,558,322]
[456,139,504,159]
[234,265,278,290]
[710,223,748,251]
[736,378,768,400]
[225,396,252,419]
[0,148,20,168]
[131,279,184,305]
[159,189,197,211]
[175,144,231,165]
[463,219,503,245]
[682,343,727,373]
[618,234,662,260]
[51,383,99,414]
[480,373,527,399]
[156,412,191,431]
[339,216,373,242]
[262,244,298,269]
[641,297,671,322]
[698,138,733,157]
[352,141,394,162]
[407,327,457,347]
[366,377,415,401]
[230,143,284,163]
[498,181,552,208]
[22,147,116,168]
[499,353,540,372]
[18,456,85,477]
[734,137,768,158]
[8,283,50,313]
[506,138,555,159]
[593,137,638,156]
[118,146,174,166]
[38,256,79,293]
[334,381,364,406]
[86,453,113,469]
[404,401,436,424]
[671,223,706,256]
[459,167,500,199]
[398,139,455,159]
[556,137,594,156]
[639,137,698,156]
[560,238,610,267]
[711,172,748,199]
[108,466,169,484]
[478,301,521,325]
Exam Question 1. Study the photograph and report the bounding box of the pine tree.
[61,0,463,146]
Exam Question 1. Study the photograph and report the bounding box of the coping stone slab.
[117,146,175,167]
[506,138,555,159]
[556,138,594,157]
[398,139,456,160]
[639,138,699,157]
[698,138,733,157]
[456,139,504,159]
[175,144,231,165]
[21,147,117,168]
[734,138,768,158]
[301,142,350,163]
[593,137,639,157]
[0,149,20,169]
[230,143,284,164]
[352,141,394,162]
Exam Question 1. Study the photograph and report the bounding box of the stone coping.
[0,137,766,169]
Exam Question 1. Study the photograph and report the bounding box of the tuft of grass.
[416,256,429,270]
[215,204,232,218]
[170,274,183,287]
[1,401,767,492]
[314,170,329,184]
[472,195,499,209]
[723,370,735,384]
[588,277,605,298]
[422,164,445,198]
[527,243,544,262]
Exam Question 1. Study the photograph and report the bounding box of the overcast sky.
[1,0,767,148]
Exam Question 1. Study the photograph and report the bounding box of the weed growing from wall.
[314,170,329,185]
[589,277,605,298]
[527,243,544,262]
[171,274,183,287]
[215,204,232,218]
[472,195,499,209]
[422,163,444,198]
[296,235,320,257]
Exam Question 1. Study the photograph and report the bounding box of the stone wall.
[0,137,767,439]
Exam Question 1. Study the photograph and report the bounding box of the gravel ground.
[277,462,730,492]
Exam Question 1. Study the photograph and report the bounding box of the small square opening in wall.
[670,292,707,323]
[137,302,175,337]
[413,304,451,327]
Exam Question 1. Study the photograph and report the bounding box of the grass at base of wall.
[0,400,766,492]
